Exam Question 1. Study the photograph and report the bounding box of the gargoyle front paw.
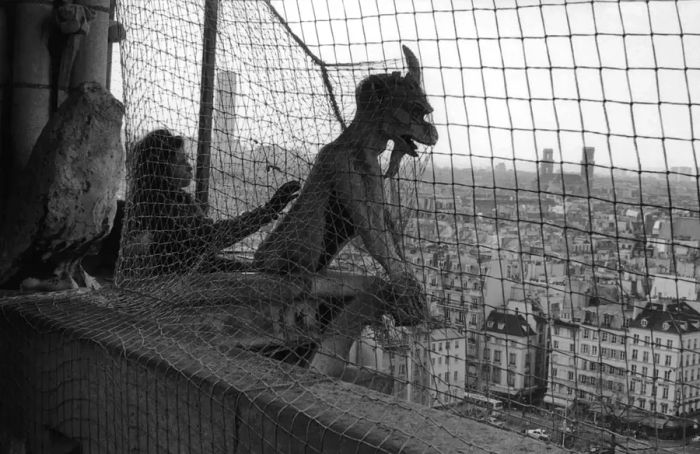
[383,271,426,325]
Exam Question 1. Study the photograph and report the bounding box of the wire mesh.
[5,0,700,452]
[113,0,700,452]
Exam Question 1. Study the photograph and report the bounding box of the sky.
[113,0,700,174]
[268,0,700,173]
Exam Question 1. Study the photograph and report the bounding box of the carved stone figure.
[121,129,300,276]
[253,46,438,378]
[0,82,124,291]
[254,46,437,279]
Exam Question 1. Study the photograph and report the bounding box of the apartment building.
[546,300,700,431]
[627,301,700,418]
[480,310,541,399]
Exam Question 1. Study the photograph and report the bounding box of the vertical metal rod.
[106,0,115,91]
[195,0,219,211]
[0,0,10,215]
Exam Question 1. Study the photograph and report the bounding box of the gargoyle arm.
[334,149,409,279]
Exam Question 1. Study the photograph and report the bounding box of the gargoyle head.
[355,45,439,176]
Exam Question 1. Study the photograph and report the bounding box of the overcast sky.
[268,0,700,173]
[114,0,700,174]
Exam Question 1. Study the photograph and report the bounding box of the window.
[553,368,558,377]
[633,334,640,345]
[553,340,559,349]
[509,353,516,365]
[642,366,648,378]
[632,349,638,360]
[661,403,668,414]
[665,355,672,366]
[445,356,450,365]
[667,339,673,349]
[644,335,650,345]
[582,344,590,354]
[602,332,608,342]
[438,357,442,365]
[664,370,672,381]
[630,381,636,392]
[662,386,669,399]
[641,382,647,395]
[507,370,515,386]
[445,372,449,382]
[631,365,637,375]
[643,351,649,362]
[494,350,501,363]
[592,346,598,356]
[583,329,590,339]
[454,341,459,349]
[454,371,458,381]
[654,353,660,365]
[483,348,490,361]
[439,343,443,351]
[569,343,575,352]
[603,314,613,327]
[611,334,617,344]
[655,338,661,347]
[554,327,560,336]
[641,319,648,328]
[568,371,574,381]
[492,366,501,384]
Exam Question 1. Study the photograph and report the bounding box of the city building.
[627,301,700,420]
[480,310,542,400]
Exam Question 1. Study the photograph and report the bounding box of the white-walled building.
[545,305,630,418]
[627,301,700,418]
[546,300,700,432]
[351,325,466,408]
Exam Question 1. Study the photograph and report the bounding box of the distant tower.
[540,148,553,176]
[580,147,595,187]
[215,70,237,137]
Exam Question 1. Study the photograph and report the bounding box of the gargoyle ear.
[403,45,421,85]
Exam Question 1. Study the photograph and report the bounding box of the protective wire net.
[7,0,700,452]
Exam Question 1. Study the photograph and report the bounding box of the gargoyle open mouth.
[397,134,420,157]
[385,134,423,177]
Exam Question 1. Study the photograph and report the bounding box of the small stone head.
[354,46,438,176]
[132,129,192,188]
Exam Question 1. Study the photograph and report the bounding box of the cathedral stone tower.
[580,146,595,188]
[540,148,553,176]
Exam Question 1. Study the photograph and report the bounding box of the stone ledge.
[0,289,567,453]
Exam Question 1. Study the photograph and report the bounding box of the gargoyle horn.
[402,45,421,85]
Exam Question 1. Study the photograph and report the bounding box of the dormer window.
[641,319,648,328]
[487,321,494,328]
[498,323,505,330]
[662,322,670,331]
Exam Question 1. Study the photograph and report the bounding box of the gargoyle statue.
[254,46,438,379]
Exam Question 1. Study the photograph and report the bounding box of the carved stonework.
[0,82,124,290]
